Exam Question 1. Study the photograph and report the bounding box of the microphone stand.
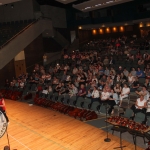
[4,129,10,150]
[104,102,111,142]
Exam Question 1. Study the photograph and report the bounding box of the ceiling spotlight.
[11,4,14,8]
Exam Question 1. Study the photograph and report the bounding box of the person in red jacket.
[0,94,9,123]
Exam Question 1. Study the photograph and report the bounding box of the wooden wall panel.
[14,60,26,78]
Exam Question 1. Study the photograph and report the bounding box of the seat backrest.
[123,108,133,118]
[52,92,58,101]
[69,96,77,106]
[99,104,106,114]
[57,95,64,103]
[90,101,100,111]
[83,98,91,109]
[47,91,53,100]
[63,94,70,105]
[76,97,85,108]
[147,117,150,126]
[134,112,145,123]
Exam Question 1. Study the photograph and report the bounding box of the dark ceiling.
[36,0,90,8]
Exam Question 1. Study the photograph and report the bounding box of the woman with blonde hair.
[114,83,122,95]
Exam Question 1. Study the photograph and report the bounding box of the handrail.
[0,17,50,49]
[0,19,39,49]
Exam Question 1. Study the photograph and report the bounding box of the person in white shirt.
[91,75,98,84]
[19,80,24,89]
[41,87,48,98]
[119,83,130,106]
[131,95,146,115]
[128,73,134,86]
[101,89,110,103]
[91,86,100,104]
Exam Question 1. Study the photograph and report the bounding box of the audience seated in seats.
[72,66,78,75]
[49,66,54,75]
[103,56,109,66]
[136,85,149,101]
[41,87,48,98]
[145,78,150,88]
[86,89,92,98]
[100,88,110,103]
[104,67,110,76]
[138,58,144,66]
[131,95,147,116]
[45,73,51,84]
[146,69,150,79]
[3,35,150,123]
[48,85,52,93]
[69,83,78,97]
[130,76,140,92]
[131,67,137,77]
[77,84,86,98]
[117,66,123,75]
[145,97,150,122]
[108,89,119,115]
[119,83,130,107]
[59,82,67,95]
[54,83,62,93]
[91,86,100,104]
[114,83,122,95]
[123,68,129,78]
[136,67,145,78]
[52,77,59,85]
[19,79,25,90]
[128,73,134,86]
[136,52,142,60]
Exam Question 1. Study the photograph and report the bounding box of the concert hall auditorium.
[0,0,150,149]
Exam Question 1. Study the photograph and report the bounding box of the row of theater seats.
[0,89,22,100]
[34,93,98,121]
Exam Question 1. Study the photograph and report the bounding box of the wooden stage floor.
[0,100,143,150]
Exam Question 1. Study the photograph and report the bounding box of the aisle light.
[106,28,110,33]
[139,23,143,28]
[78,26,82,29]
[120,26,124,32]
[92,29,96,34]
[113,27,117,32]
[99,28,103,34]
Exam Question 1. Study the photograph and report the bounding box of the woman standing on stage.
[0,93,9,123]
